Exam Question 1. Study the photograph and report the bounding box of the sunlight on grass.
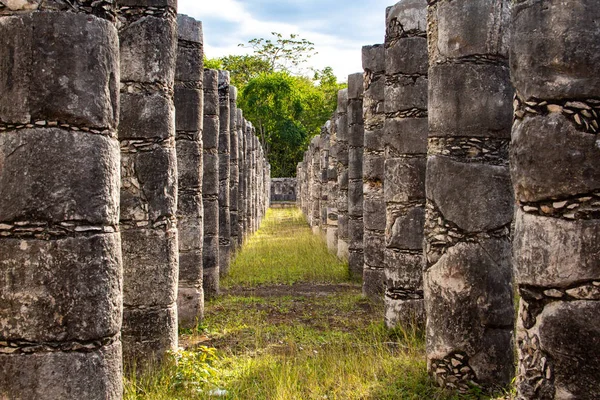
[222,208,350,287]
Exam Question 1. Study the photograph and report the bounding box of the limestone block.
[363,152,383,185]
[364,230,385,266]
[511,113,600,203]
[514,211,600,288]
[386,207,425,250]
[362,268,385,299]
[511,0,600,100]
[363,196,386,231]
[528,301,600,398]
[0,13,119,127]
[120,92,175,140]
[176,287,203,329]
[386,0,427,35]
[362,44,385,72]
[202,154,219,196]
[429,0,510,61]
[426,156,512,233]
[202,198,219,236]
[121,228,178,307]
[0,342,122,400]
[176,141,202,189]
[122,306,177,362]
[384,158,426,204]
[174,89,203,133]
[119,16,177,84]
[385,37,428,76]
[384,76,427,113]
[176,14,203,44]
[384,118,428,157]
[424,239,514,385]
[178,250,203,283]
[0,129,120,225]
[384,251,423,290]
[120,147,178,222]
[364,127,384,154]
[203,115,219,148]
[0,234,121,342]
[428,64,513,138]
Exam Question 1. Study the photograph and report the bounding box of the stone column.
[320,125,330,240]
[218,71,231,276]
[297,163,304,209]
[348,73,365,279]
[510,1,600,397]
[174,14,204,329]
[383,1,428,324]
[424,0,514,391]
[118,0,178,363]
[238,114,246,246]
[0,2,122,398]
[230,90,240,254]
[336,89,350,260]
[203,69,220,298]
[311,136,322,234]
[362,44,386,300]
[327,116,339,253]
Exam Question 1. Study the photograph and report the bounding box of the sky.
[178,0,395,82]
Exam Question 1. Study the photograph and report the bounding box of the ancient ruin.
[1,0,598,398]
[175,14,204,330]
[510,0,600,397]
[118,0,179,363]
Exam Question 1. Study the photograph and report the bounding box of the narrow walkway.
[127,208,501,399]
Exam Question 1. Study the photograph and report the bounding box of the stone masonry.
[0,1,123,397]
[118,0,179,364]
[230,90,240,253]
[202,69,220,299]
[175,14,204,329]
[362,44,386,301]
[424,0,515,391]
[326,115,340,253]
[271,178,297,202]
[510,0,600,397]
[218,71,231,277]
[336,89,350,260]
[347,73,365,280]
[383,1,428,326]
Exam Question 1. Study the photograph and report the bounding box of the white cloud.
[178,0,388,82]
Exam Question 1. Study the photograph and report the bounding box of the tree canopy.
[205,32,346,178]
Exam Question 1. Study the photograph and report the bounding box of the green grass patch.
[222,208,350,287]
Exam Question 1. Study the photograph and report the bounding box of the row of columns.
[297,0,600,397]
[0,3,270,398]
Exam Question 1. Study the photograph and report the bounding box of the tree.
[240,32,317,73]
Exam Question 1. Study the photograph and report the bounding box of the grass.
[222,208,349,287]
[125,207,510,400]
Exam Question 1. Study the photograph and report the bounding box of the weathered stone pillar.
[0,2,122,397]
[320,125,330,240]
[336,89,350,260]
[174,14,204,329]
[348,73,365,279]
[218,71,231,276]
[383,1,428,323]
[297,163,304,209]
[327,117,339,252]
[203,69,220,298]
[362,44,386,300]
[510,1,600,397]
[238,115,246,246]
[230,91,240,254]
[311,136,322,234]
[424,0,514,391]
[118,0,178,363]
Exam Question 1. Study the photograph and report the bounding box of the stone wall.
[271,178,298,202]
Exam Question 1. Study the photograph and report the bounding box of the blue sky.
[178,0,395,82]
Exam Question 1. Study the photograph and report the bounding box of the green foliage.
[171,347,218,391]
[241,32,317,73]
[206,32,345,177]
